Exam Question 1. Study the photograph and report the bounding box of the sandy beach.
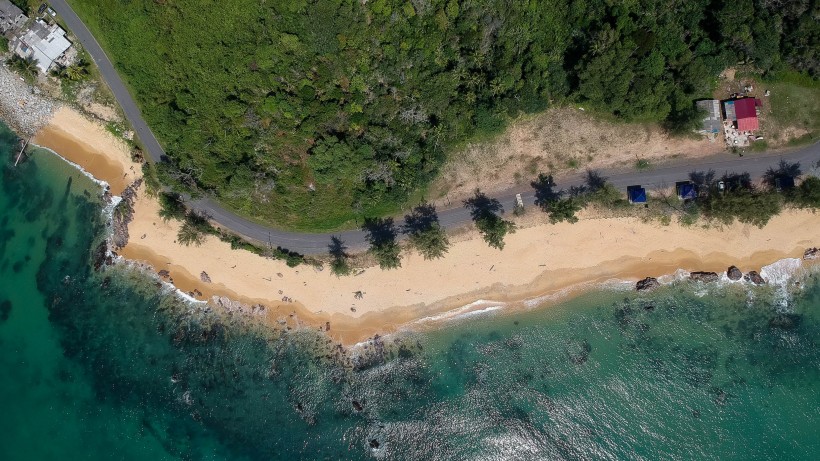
[32,107,140,195]
[32,107,820,344]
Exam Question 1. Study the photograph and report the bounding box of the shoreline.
[24,107,820,345]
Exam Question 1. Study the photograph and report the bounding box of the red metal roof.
[734,98,759,131]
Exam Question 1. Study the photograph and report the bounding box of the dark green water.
[1,120,819,460]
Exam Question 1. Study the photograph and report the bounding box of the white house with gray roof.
[11,19,72,73]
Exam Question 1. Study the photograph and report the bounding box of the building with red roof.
[723,98,761,131]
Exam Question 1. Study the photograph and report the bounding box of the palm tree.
[9,55,38,79]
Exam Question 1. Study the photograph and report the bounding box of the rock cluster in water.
[636,277,660,291]
[744,271,766,285]
[637,263,775,291]
[690,271,719,282]
[804,248,819,260]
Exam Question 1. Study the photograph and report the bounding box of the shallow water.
[1,121,818,460]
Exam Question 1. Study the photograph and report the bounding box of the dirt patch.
[83,102,120,122]
[430,107,723,202]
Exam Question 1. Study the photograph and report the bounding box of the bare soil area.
[430,107,723,202]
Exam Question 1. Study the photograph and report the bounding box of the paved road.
[50,0,166,164]
[52,0,820,255]
[191,145,820,253]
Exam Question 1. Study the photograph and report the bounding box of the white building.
[0,0,27,34]
[12,19,72,73]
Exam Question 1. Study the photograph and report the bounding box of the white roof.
[15,20,72,72]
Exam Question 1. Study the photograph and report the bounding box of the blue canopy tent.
[677,182,697,200]
[627,185,647,204]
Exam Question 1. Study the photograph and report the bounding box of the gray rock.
[727,266,743,281]
[200,271,211,283]
[636,277,660,291]
[0,66,60,136]
[744,270,766,285]
[803,248,819,260]
[690,271,719,282]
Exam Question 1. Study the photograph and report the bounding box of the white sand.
[33,106,820,344]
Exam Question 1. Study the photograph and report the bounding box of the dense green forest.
[69,0,819,230]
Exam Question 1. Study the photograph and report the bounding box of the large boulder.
[636,277,660,291]
[744,270,766,285]
[803,248,819,260]
[726,266,743,281]
[690,271,719,282]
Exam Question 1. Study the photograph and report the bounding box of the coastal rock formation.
[210,296,267,316]
[636,277,660,291]
[727,266,743,281]
[0,66,60,136]
[744,271,766,285]
[804,248,819,260]
[769,313,802,330]
[200,271,211,283]
[690,271,719,282]
[111,179,142,250]
[92,241,112,271]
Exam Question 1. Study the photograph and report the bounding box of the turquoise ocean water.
[1,120,819,460]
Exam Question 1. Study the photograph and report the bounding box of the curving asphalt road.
[52,0,820,255]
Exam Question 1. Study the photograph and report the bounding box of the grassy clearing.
[726,70,820,147]
[765,76,820,145]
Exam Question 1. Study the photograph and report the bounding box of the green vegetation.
[402,203,449,259]
[464,190,515,250]
[0,36,8,53]
[177,211,214,246]
[363,217,401,269]
[67,0,820,230]
[585,183,630,209]
[158,196,308,266]
[141,163,162,197]
[750,140,768,152]
[700,189,782,228]
[635,159,651,171]
[786,176,820,208]
[766,72,820,144]
[157,192,187,222]
[52,59,91,82]
[328,236,352,276]
[546,198,583,224]
[6,55,37,82]
[532,173,584,223]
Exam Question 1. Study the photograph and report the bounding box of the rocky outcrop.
[200,271,211,283]
[0,66,59,136]
[690,271,719,282]
[744,271,766,285]
[804,248,819,260]
[727,266,743,281]
[92,241,112,271]
[111,179,142,250]
[636,277,660,291]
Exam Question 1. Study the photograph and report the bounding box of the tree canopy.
[69,0,820,229]
[464,189,515,250]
